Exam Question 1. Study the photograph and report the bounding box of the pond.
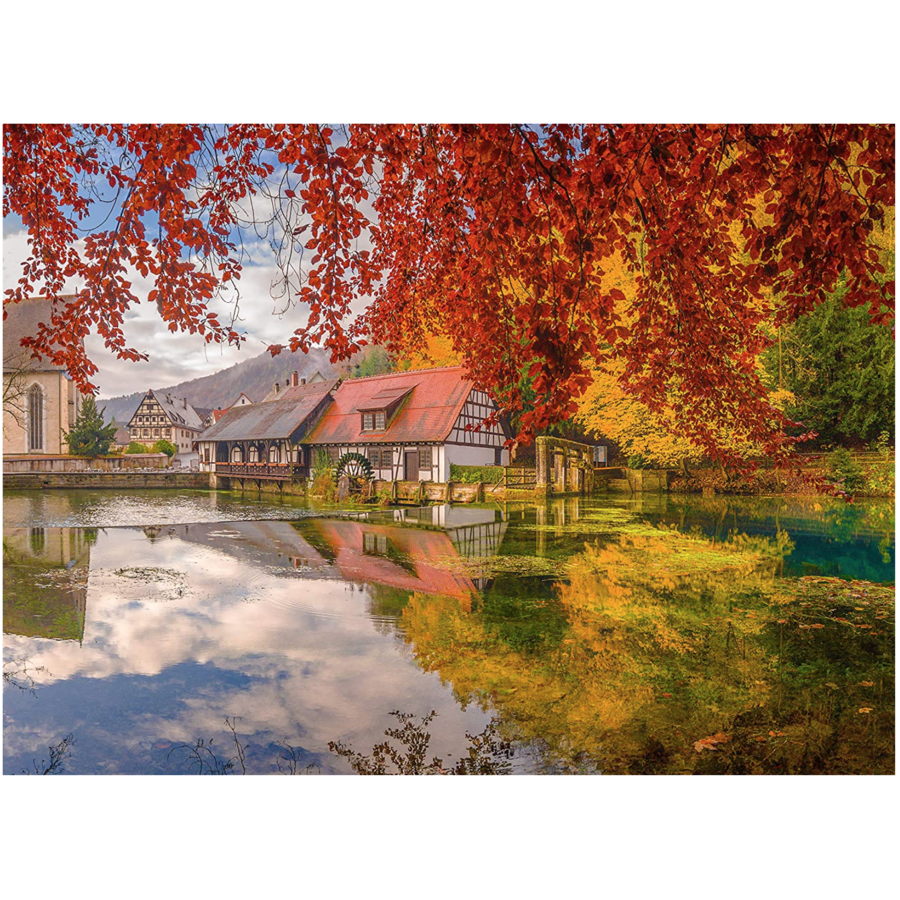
[3,490,894,774]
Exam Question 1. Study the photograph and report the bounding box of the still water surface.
[3,490,894,774]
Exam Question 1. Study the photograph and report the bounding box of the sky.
[2,136,374,399]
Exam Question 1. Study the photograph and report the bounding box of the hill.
[98,346,335,425]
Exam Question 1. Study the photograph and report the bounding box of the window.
[27,385,43,451]
[249,445,259,463]
[418,447,432,469]
[382,449,393,469]
[327,446,341,463]
[204,449,210,463]
[367,448,381,468]
[153,428,159,438]
[269,445,280,464]
[231,446,243,463]
[362,410,386,431]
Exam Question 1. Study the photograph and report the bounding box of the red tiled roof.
[305,367,472,445]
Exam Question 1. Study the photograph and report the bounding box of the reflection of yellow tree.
[401,528,796,772]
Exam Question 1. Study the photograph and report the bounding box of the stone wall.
[3,453,169,474]
[211,475,307,497]
[535,436,595,495]
[3,471,208,490]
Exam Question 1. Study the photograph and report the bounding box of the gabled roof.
[113,426,131,445]
[305,367,473,446]
[3,296,79,373]
[200,378,339,441]
[147,390,205,430]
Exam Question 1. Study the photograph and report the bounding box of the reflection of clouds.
[4,526,489,771]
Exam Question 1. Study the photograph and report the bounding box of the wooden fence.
[502,466,537,489]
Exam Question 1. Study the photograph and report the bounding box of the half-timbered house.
[196,378,339,480]
[303,367,511,481]
[126,390,205,453]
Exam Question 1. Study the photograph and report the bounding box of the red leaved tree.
[3,124,894,463]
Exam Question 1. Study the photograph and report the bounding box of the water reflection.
[4,526,93,643]
[2,514,509,774]
[3,491,894,774]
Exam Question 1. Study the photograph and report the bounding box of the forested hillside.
[99,346,334,424]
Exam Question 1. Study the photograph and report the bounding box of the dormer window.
[362,410,386,431]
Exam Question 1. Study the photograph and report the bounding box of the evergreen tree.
[64,396,119,457]
[771,275,894,447]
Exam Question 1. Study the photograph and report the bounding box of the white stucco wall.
[444,444,508,473]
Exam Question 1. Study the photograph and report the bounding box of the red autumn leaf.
[2,123,892,461]
[693,733,731,753]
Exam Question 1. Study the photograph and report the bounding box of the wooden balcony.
[215,462,294,480]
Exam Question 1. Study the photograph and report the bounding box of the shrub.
[125,442,151,454]
[449,464,503,484]
[310,471,336,501]
[862,461,895,497]
[627,454,650,470]
[311,449,333,478]
[826,448,864,492]
[151,439,177,458]
[870,429,893,458]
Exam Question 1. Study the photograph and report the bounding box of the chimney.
[291,371,299,387]
[183,398,187,409]
[275,382,280,394]
[300,377,306,386]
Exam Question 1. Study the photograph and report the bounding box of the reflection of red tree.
[311,521,476,606]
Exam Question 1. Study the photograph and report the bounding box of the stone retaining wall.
[3,471,208,490]
[3,453,170,473]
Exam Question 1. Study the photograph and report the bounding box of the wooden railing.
[502,466,537,488]
[215,462,294,479]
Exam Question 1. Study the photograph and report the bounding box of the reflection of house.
[309,519,480,601]
[305,367,511,481]
[3,296,84,455]
[127,389,204,453]
[3,526,92,642]
[196,378,340,478]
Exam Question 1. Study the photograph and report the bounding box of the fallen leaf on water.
[859,681,874,687]
[825,682,839,689]
[809,623,825,629]
[858,708,874,714]
[694,733,730,753]
[768,731,786,737]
